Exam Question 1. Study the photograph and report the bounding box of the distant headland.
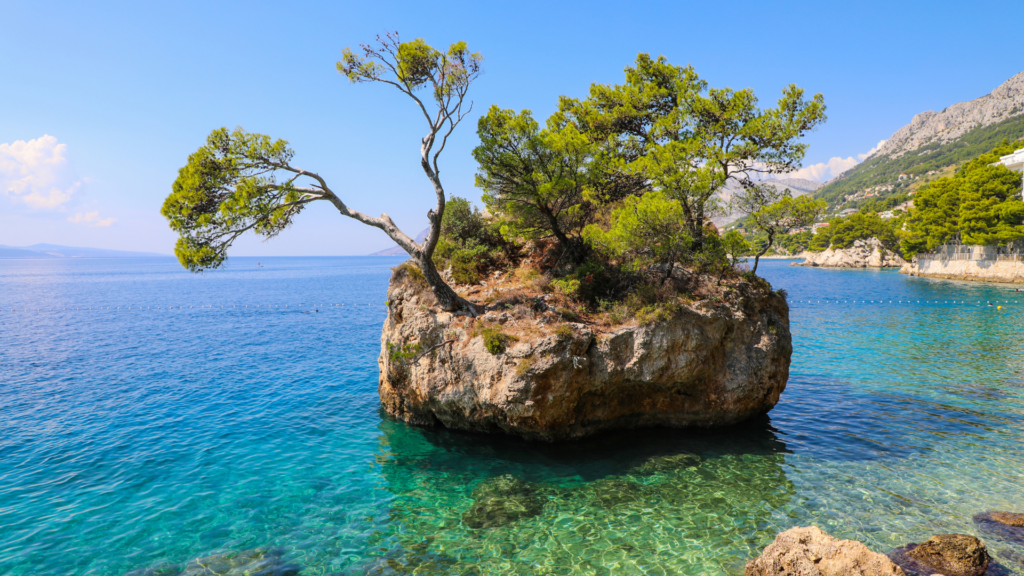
[0,244,171,259]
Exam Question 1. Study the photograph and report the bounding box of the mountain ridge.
[865,71,1024,161]
[0,244,171,259]
[814,70,1024,209]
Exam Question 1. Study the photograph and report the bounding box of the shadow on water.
[361,416,798,575]
[375,412,791,482]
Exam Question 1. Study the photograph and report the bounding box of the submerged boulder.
[890,534,991,576]
[461,474,544,529]
[745,526,906,576]
[379,269,791,441]
[981,511,1024,527]
[124,547,300,576]
[628,452,702,476]
[975,511,1024,544]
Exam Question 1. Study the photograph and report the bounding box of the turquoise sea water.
[2,257,1023,575]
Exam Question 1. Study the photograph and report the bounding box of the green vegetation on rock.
[901,139,1024,256]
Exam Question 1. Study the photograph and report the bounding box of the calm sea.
[2,257,1023,575]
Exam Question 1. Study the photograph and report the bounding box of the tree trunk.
[751,232,774,274]
[416,254,480,315]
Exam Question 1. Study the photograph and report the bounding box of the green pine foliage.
[432,196,516,284]
[901,140,1024,256]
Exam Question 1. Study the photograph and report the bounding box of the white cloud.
[0,135,82,210]
[787,139,888,182]
[68,211,117,227]
[858,140,887,161]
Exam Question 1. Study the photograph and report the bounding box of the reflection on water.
[369,417,795,575]
[2,259,1024,575]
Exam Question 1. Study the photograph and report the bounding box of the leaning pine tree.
[161,33,482,313]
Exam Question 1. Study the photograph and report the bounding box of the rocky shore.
[794,238,906,268]
[747,509,1024,576]
[377,265,792,441]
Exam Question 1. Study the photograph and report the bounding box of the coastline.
[901,258,1024,284]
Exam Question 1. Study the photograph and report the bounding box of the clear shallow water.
[1,257,1023,575]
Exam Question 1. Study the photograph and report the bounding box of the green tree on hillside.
[901,144,1024,256]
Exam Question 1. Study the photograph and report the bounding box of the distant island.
[0,244,171,259]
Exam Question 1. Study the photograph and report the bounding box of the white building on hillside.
[995,148,1024,198]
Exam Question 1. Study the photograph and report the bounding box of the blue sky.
[3,0,1022,256]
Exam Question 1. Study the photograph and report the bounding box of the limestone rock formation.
[865,72,1024,161]
[795,238,906,268]
[745,526,906,576]
[890,534,991,576]
[378,267,791,442]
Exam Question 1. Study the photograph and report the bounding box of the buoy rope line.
[0,304,387,312]
[1,300,1017,313]
[790,300,1018,305]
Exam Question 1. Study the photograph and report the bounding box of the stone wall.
[901,256,1024,283]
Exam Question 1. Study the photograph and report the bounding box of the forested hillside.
[814,114,1024,208]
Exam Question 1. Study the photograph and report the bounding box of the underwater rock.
[628,452,702,476]
[980,511,1024,527]
[583,477,647,508]
[891,534,990,576]
[461,474,544,529]
[745,526,906,576]
[123,564,183,576]
[124,547,300,576]
[380,268,791,441]
[975,512,1024,544]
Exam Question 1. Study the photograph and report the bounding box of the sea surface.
[2,257,1023,575]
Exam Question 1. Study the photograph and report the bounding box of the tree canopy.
[163,33,483,312]
[901,140,1024,256]
[473,106,594,261]
[557,54,826,246]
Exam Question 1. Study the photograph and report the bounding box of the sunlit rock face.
[377,269,792,442]
[795,238,906,269]
[745,526,907,576]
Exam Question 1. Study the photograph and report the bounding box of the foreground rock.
[795,238,906,268]
[890,534,990,576]
[745,526,906,576]
[379,267,791,441]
